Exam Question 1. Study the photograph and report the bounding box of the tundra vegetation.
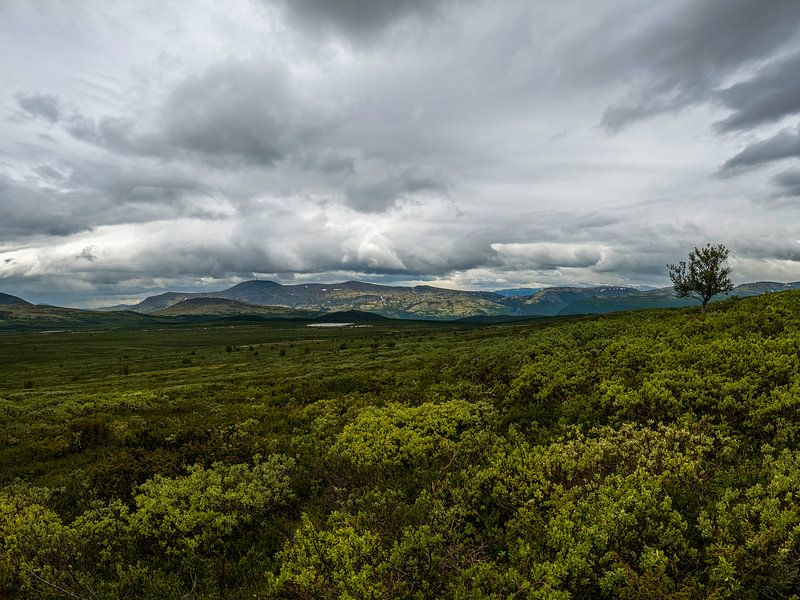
[1,292,800,598]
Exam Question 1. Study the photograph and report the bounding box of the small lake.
[306,322,354,328]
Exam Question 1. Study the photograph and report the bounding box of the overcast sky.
[2,0,800,306]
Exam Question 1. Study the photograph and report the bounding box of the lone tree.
[667,243,734,311]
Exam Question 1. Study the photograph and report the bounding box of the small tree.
[667,243,734,311]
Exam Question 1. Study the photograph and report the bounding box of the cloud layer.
[2,0,800,306]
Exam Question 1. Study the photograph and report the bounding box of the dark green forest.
[2,292,800,598]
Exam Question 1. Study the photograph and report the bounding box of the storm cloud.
[65,60,308,167]
[599,0,800,131]
[720,127,800,174]
[714,52,800,133]
[2,0,800,306]
[772,168,800,198]
[278,0,460,41]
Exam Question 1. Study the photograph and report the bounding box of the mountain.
[153,297,319,318]
[0,292,31,306]
[732,281,800,295]
[552,287,697,315]
[494,287,543,297]
[133,291,199,313]
[546,282,800,316]
[95,303,137,312]
[505,286,643,316]
[128,280,509,319]
[118,279,800,320]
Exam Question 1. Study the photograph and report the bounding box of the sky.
[2,0,800,307]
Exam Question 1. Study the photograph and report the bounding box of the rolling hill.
[503,285,643,316]
[152,297,319,318]
[0,293,31,306]
[0,305,162,331]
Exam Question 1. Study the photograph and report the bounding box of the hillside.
[0,304,162,330]
[505,285,642,316]
[0,292,31,306]
[3,292,800,597]
[152,297,319,318]
[493,287,543,297]
[0,301,386,330]
[733,280,800,294]
[503,281,800,316]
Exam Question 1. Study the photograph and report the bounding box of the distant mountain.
[733,281,800,294]
[95,303,137,312]
[0,292,31,306]
[153,298,318,318]
[494,287,543,297]
[535,281,800,315]
[505,286,643,316]
[134,291,199,313]
[1,278,785,328]
[113,280,800,320]
[552,287,697,315]
[127,280,508,320]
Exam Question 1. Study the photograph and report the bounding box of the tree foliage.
[667,243,734,309]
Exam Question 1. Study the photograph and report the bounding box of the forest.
[1,291,800,598]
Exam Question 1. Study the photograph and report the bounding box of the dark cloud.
[714,52,800,132]
[772,168,800,197]
[67,60,310,167]
[493,243,602,271]
[0,159,224,239]
[733,235,800,261]
[344,168,450,212]
[600,0,800,131]
[720,126,800,174]
[0,175,88,237]
[157,60,296,165]
[15,92,61,122]
[62,161,209,210]
[279,0,455,40]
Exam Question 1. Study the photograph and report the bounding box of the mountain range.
[103,279,800,319]
[103,280,508,319]
[3,280,800,330]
